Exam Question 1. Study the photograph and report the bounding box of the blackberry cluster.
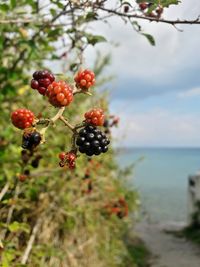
[22,131,41,150]
[31,70,55,95]
[76,125,110,156]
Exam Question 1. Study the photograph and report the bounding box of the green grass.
[124,237,151,267]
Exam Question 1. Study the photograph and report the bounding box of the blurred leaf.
[136,0,180,8]
[8,221,30,233]
[0,4,9,12]
[84,33,107,46]
[10,0,16,9]
[142,33,155,46]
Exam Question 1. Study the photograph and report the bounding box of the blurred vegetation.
[0,1,139,266]
[123,236,151,267]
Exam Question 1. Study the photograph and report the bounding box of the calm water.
[117,148,200,223]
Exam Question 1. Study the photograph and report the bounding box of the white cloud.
[85,0,200,83]
[177,87,200,98]
[111,108,200,147]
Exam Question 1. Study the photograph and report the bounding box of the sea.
[116,147,200,223]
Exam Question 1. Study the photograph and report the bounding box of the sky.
[84,0,200,147]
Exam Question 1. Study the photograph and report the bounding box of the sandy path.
[135,221,200,267]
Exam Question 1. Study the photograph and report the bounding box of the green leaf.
[8,221,30,233]
[50,0,64,9]
[161,0,180,7]
[50,8,57,17]
[2,250,15,267]
[76,12,98,25]
[0,4,9,12]
[136,0,180,8]
[142,33,155,46]
[84,33,107,46]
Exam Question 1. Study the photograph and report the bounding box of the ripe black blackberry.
[22,131,41,150]
[76,125,110,156]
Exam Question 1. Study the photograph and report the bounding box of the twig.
[73,88,82,95]
[38,107,66,139]
[0,182,9,201]
[6,184,20,226]
[97,6,200,25]
[0,19,33,24]
[21,219,42,265]
[1,184,20,240]
[59,116,75,131]
[78,236,95,252]
[51,107,65,123]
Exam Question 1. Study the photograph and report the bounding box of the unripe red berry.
[46,81,73,107]
[19,174,27,182]
[156,6,164,16]
[139,2,148,11]
[74,69,95,90]
[59,151,76,170]
[31,79,39,89]
[84,108,105,126]
[59,152,66,160]
[11,109,35,130]
[69,161,76,170]
[66,152,76,162]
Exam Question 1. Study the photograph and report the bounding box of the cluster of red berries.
[46,81,73,107]
[74,69,95,90]
[30,69,95,108]
[84,108,104,126]
[31,70,55,95]
[139,2,163,18]
[11,109,35,129]
[139,2,148,10]
[59,151,76,169]
[104,198,128,219]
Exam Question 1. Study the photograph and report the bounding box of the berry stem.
[71,133,78,151]
[51,107,65,123]
[38,107,66,142]
[59,116,75,131]
[21,219,42,264]
[34,118,50,126]
[74,122,87,130]
[73,87,82,95]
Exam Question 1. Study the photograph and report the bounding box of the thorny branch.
[97,5,200,26]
